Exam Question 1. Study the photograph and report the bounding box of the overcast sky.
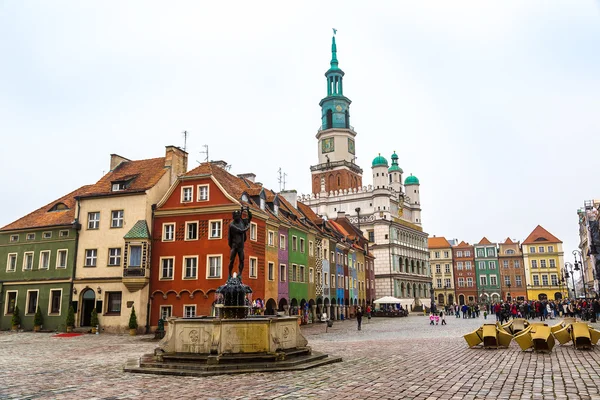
[1,1,599,263]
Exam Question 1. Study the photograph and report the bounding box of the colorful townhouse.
[452,241,477,305]
[429,236,454,306]
[474,237,501,303]
[72,146,188,333]
[0,185,90,331]
[498,238,527,301]
[522,225,565,301]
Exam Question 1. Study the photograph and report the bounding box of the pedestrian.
[440,311,446,325]
[356,307,363,331]
[429,313,435,325]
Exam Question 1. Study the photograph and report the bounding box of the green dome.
[404,174,420,185]
[391,151,399,160]
[388,164,403,173]
[372,154,388,168]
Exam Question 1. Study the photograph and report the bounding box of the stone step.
[161,347,312,364]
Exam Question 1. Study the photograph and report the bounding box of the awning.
[419,298,432,309]
[373,296,404,304]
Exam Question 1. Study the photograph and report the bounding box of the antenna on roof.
[197,144,209,165]
[182,131,189,152]
[278,168,287,191]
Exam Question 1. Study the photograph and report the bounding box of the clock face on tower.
[335,105,342,112]
[322,138,334,153]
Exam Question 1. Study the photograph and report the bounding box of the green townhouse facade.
[474,237,501,304]
[0,186,90,330]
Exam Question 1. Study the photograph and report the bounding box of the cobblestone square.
[2,315,600,399]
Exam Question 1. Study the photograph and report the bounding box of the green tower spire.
[319,31,351,130]
[330,36,339,71]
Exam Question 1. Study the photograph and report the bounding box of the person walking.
[440,310,447,325]
[356,307,363,331]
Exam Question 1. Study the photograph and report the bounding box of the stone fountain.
[125,207,341,376]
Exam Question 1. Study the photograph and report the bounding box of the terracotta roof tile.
[1,185,93,231]
[477,237,493,245]
[522,225,561,244]
[454,241,472,248]
[503,237,515,244]
[428,236,451,249]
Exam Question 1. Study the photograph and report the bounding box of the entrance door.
[459,295,465,305]
[81,289,96,326]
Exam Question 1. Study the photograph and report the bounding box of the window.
[331,251,335,263]
[280,264,287,282]
[111,210,124,228]
[207,255,222,278]
[345,276,349,290]
[186,222,198,240]
[548,246,554,253]
[516,276,522,286]
[456,251,463,257]
[503,260,509,268]
[56,250,68,269]
[477,250,484,257]
[292,264,297,282]
[107,292,122,314]
[331,274,335,287]
[434,252,440,259]
[444,278,451,287]
[184,305,196,318]
[549,259,556,268]
[49,290,61,314]
[514,260,520,268]
[26,233,35,241]
[506,249,515,255]
[478,261,485,270]
[458,277,465,287]
[551,274,558,286]
[436,279,442,288]
[465,251,471,257]
[209,220,222,239]
[39,251,50,269]
[466,261,472,270]
[309,241,313,256]
[487,248,495,257]
[444,251,449,258]
[59,230,69,238]
[467,277,473,287]
[300,266,305,282]
[280,235,286,250]
[540,260,547,268]
[23,252,34,270]
[542,275,548,286]
[129,245,142,267]
[445,264,450,273]
[532,275,540,286]
[538,246,545,253]
[163,223,175,241]
[316,270,320,284]
[249,257,258,278]
[160,306,172,321]
[292,236,298,251]
[181,186,193,202]
[490,276,497,286]
[435,264,441,273]
[504,276,511,286]
[160,258,174,279]
[108,248,121,266]
[7,253,17,272]
[9,235,19,243]
[457,262,463,270]
[43,231,52,239]
[5,291,17,315]
[368,230,374,242]
[268,262,274,281]
[480,276,487,286]
[268,231,275,247]
[85,249,97,267]
[250,223,257,241]
[197,184,209,201]
[324,272,329,286]
[529,247,535,253]
[489,262,496,269]
[183,256,198,279]
[26,290,38,315]
[88,212,100,229]
[531,260,537,269]
[112,182,127,191]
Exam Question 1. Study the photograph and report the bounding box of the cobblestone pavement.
[3,315,600,399]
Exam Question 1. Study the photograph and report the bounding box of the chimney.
[337,211,346,220]
[210,160,228,169]
[110,154,130,171]
[237,173,256,183]
[164,146,189,185]
[281,189,297,209]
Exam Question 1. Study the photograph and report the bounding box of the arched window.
[345,110,349,128]
[326,109,333,129]
[337,175,341,186]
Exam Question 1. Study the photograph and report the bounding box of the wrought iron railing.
[123,267,146,277]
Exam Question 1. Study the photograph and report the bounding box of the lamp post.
[429,283,435,313]
[565,262,576,299]
[573,250,587,298]
[507,282,512,302]
[560,273,566,300]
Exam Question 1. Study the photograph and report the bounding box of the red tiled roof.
[1,185,93,231]
[428,236,451,249]
[503,237,515,244]
[81,157,168,198]
[454,241,472,248]
[329,220,351,238]
[522,225,562,244]
[477,237,492,245]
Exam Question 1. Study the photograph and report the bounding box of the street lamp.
[507,282,512,302]
[429,283,435,313]
[565,262,577,299]
[573,250,587,298]
[560,273,566,300]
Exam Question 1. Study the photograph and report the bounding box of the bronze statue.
[228,206,252,279]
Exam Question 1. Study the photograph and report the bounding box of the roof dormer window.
[112,182,127,192]
[50,202,69,212]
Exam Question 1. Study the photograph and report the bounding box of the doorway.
[81,289,96,326]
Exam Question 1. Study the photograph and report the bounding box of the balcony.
[123,267,149,292]
[310,159,363,175]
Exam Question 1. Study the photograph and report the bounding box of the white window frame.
[540,260,547,268]
[268,261,275,281]
[160,257,175,280]
[514,260,520,268]
[42,231,52,239]
[249,222,257,241]
[531,260,538,269]
[4,290,18,316]
[466,261,472,270]
[39,250,51,270]
[300,265,305,282]
[292,264,297,282]
[162,223,175,242]
[56,249,68,269]
[548,246,554,253]
[209,220,222,239]
[26,233,35,241]
[480,276,487,286]
[160,305,172,320]
[465,251,471,257]
[444,251,449,258]
[489,261,496,269]
[23,252,34,271]
[516,275,522,286]
[529,247,536,253]
[456,251,463,257]
[48,288,63,316]
[181,185,193,203]
[87,212,100,230]
[324,272,329,286]
[309,267,314,283]
[185,221,199,241]
[458,277,465,287]
[280,264,287,282]
[490,275,497,286]
[467,277,473,287]
[551,274,558,286]
[292,236,298,252]
[542,275,548,286]
[533,275,540,286]
[59,230,69,238]
[9,234,19,243]
[249,257,258,279]
[538,246,545,253]
[445,264,450,273]
[280,235,286,250]
[300,238,305,253]
[268,231,275,247]
[206,254,222,279]
[111,210,124,228]
[478,261,485,270]
[25,289,39,315]
[6,253,17,272]
[184,305,197,318]
[456,262,463,270]
[108,248,122,266]
[549,259,556,268]
[504,276,511,286]
[503,260,509,268]
[197,184,209,201]
[84,249,97,267]
[182,256,199,280]
[309,241,313,256]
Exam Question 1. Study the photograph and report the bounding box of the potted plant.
[90,309,99,334]
[11,306,21,331]
[128,306,138,336]
[33,306,43,332]
[65,305,75,333]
